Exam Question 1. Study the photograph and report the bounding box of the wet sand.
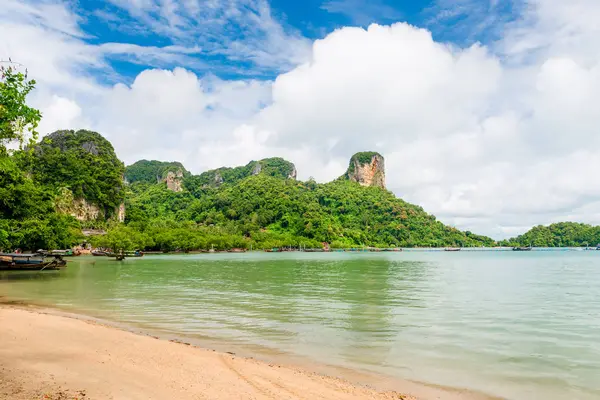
[0,305,492,400]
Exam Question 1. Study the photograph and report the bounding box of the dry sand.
[0,305,492,400]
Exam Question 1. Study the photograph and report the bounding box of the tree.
[93,225,150,255]
[0,63,42,154]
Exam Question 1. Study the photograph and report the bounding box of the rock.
[116,203,126,222]
[214,171,224,186]
[288,165,297,180]
[81,141,99,155]
[251,162,262,175]
[165,169,184,192]
[71,198,103,221]
[343,152,386,189]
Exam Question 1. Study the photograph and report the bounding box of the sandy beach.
[0,305,491,400]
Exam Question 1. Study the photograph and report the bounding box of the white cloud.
[105,0,312,72]
[4,0,600,239]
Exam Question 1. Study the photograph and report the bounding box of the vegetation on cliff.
[19,129,125,210]
[185,157,296,189]
[125,160,190,184]
[341,151,386,188]
[501,222,600,247]
[118,169,495,251]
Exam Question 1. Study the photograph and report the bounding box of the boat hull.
[0,259,67,271]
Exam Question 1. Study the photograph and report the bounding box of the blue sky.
[75,0,520,82]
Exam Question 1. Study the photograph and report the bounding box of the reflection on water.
[1,252,600,400]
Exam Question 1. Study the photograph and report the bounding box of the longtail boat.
[50,249,81,257]
[445,247,462,252]
[106,250,144,260]
[0,253,67,271]
[512,246,532,251]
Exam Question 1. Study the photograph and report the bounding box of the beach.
[0,304,490,400]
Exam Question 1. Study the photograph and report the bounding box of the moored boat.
[0,253,67,271]
[92,250,108,256]
[512,246,532,251]
[106,250,144,260]
[44,249,81,257]
[445,247,461,252]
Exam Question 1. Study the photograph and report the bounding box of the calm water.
[1,252,599,399]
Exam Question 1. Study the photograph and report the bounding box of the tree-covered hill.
[501,222,600,247]
[185,157,296,188]
[124,171,496,250]
[125,160,190,184]
[19,129,125,210]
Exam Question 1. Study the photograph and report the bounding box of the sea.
[1,250,599,399]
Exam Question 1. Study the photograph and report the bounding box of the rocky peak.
[165,169,184,192]
[343,152,386,189]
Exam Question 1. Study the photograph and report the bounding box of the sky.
[2,0,600,239]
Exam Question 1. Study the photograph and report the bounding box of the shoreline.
[0,301,496,400]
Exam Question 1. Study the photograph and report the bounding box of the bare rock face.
[288,165,297,180]
[252,162,262,175]
[116,203,126,223]
[165,169,184,192]
[343,152,386,189]
[72,198,103,221]
[55,188,104,221]
[214,171,224,186]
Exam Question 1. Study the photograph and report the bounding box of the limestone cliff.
[55,187,125,222]
[165,169,184,192]
[342,152,386,189]
[116,203,126,223]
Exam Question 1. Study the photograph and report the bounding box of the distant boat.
[91,250,108,256]
[106,250,144,260]
[512,246,532,251]
[445,247,461,252]
[0,253,67,270]
[46,249,81,257]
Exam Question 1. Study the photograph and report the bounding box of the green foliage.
[501,222,600,247]
[190,157,296,188]
[344,151,381,177]
[20,129,125,211]
[125,160,190,184]
[120,172,496,250]
[0,64,42,154]
[92,225,151,253]
[353,151,381,164]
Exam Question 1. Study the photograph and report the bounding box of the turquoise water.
[1,251,599,399]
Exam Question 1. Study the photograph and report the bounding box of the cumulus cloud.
[3,0,600,238]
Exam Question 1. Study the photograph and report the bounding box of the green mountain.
[125,160,190,184]
[0,129,125,250]
[185,157,297,188]
[502,222,600,247]
[21,129,125,211]
[3,129,500,251]
[123,153,496,250]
